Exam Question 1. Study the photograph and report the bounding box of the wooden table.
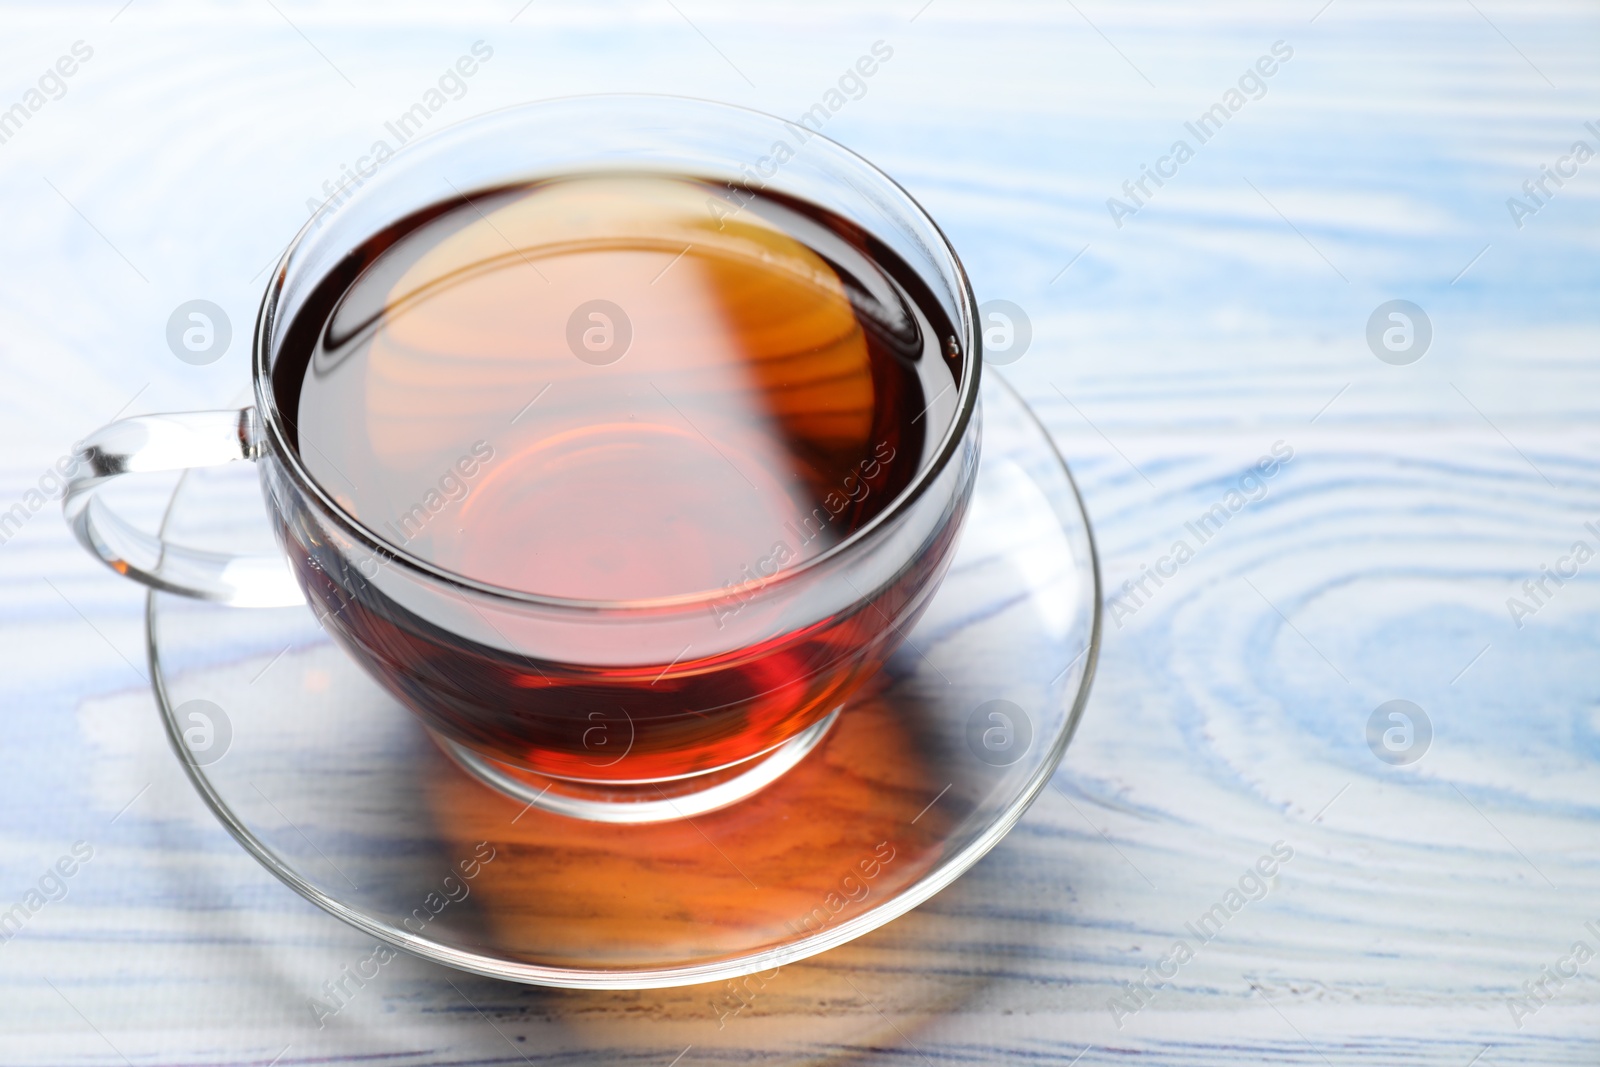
[3,2,1596,1062]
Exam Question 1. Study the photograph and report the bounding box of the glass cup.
[63,96,981,822]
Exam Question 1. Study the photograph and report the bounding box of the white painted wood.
[2,1,1597,1062]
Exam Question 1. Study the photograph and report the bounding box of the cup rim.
[252,92,981,614]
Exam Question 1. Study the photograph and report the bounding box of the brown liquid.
[273,173,966,780]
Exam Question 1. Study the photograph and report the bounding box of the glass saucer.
[144,374,1101,990]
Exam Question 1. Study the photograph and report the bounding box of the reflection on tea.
[272,172,966,780]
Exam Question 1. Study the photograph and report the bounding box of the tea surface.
[279,173,960,601]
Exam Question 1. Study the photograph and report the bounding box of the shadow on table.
[418,856,1037,1066]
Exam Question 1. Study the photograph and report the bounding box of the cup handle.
[62,407,304,608]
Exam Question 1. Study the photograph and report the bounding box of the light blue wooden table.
[3,1,1597,1062]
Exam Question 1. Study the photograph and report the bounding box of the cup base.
[430,707,842,824]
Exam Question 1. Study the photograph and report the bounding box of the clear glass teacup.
[64,96,981,822]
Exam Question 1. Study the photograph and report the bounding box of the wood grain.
[2,1,1598,1063]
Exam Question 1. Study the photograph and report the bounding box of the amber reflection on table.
[425,673,956,971]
